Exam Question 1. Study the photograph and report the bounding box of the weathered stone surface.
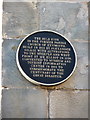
[38,2,88,42]
[2,88,48,118]
[50,90,88,118]
[2,2,39,39]
[39,0,89,2]
[1,1,89,119]
[2,39,36,88]
[3,0,38,2]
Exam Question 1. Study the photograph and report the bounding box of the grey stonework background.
[2,1,89,118]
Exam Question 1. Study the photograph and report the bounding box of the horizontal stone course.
[2,39,88,89]
[50,90,88,118]
[2,88,48,118]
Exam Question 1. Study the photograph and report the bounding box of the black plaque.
[16,30,77,86]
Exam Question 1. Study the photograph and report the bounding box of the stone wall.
[2,0,89,118]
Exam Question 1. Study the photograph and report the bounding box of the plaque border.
[16,30,77,86]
